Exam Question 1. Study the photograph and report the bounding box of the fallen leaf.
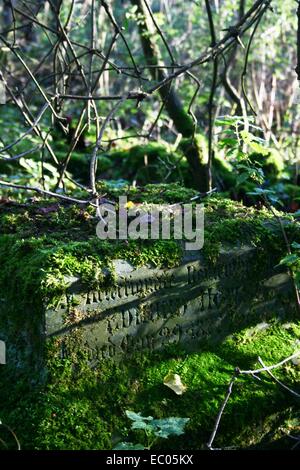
[125,201,135,209]
[163,373,187,395]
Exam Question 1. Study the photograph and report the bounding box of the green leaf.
[215,119,235,126]
[125,410,153,422]
[236,163,251,171]
[151,417,190,439]
[247,188,274,196]
[291,242,300,250]
[226,147,239,158]
[240,129,251,142]
[268,195,280,205]
[295,271,300,289]
[216,115,254,127]
[236,172,250,185]
[240,131,269,155]
[248,141,269,155]
[218,138,238,148]
[279,254,299,267]
[131,421,155,431]
[113,442,146,450]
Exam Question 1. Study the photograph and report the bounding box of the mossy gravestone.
[0,191,297,374]
[46,247,291,364]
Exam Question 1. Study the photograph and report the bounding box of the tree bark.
[131,0,208,191]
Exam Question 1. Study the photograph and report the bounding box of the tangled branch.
[0,0,273,206]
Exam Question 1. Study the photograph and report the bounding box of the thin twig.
[258,356,300,399]
[0,179,91,205]
[207,371,239,450]
[0,422,21,450]
[90,96,127,195]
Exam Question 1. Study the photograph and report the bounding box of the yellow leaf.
[125,201,135,209]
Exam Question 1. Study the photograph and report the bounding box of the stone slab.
[44,246,293,363]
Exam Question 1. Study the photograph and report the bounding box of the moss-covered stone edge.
[1,188,300,449]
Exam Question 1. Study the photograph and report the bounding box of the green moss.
[0,191,291,308]
[1,187,299,450]
[62,143,191,186]
[165,106,195,138]
[57,137,210,189]
[1,321,300,449]
[0,236,182,312]
[199,195,287,263]
[112,239,182,268]
[96,181,198,203]
[177,135,208,191]
[137,182,198,203]
[178,134,208,165]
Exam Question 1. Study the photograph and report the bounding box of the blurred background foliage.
[0,0,299,209]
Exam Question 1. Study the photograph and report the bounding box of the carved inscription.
[47,248,265,362]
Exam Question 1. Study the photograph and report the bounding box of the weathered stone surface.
[44,245,293,364]
[0,196,297,370]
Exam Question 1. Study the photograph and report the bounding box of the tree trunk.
[131,0,208,191]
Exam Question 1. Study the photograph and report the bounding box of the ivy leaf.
[113,442,146,450]
[125,410,153,422]
[131,421,155,432]
[152,417,190,439]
